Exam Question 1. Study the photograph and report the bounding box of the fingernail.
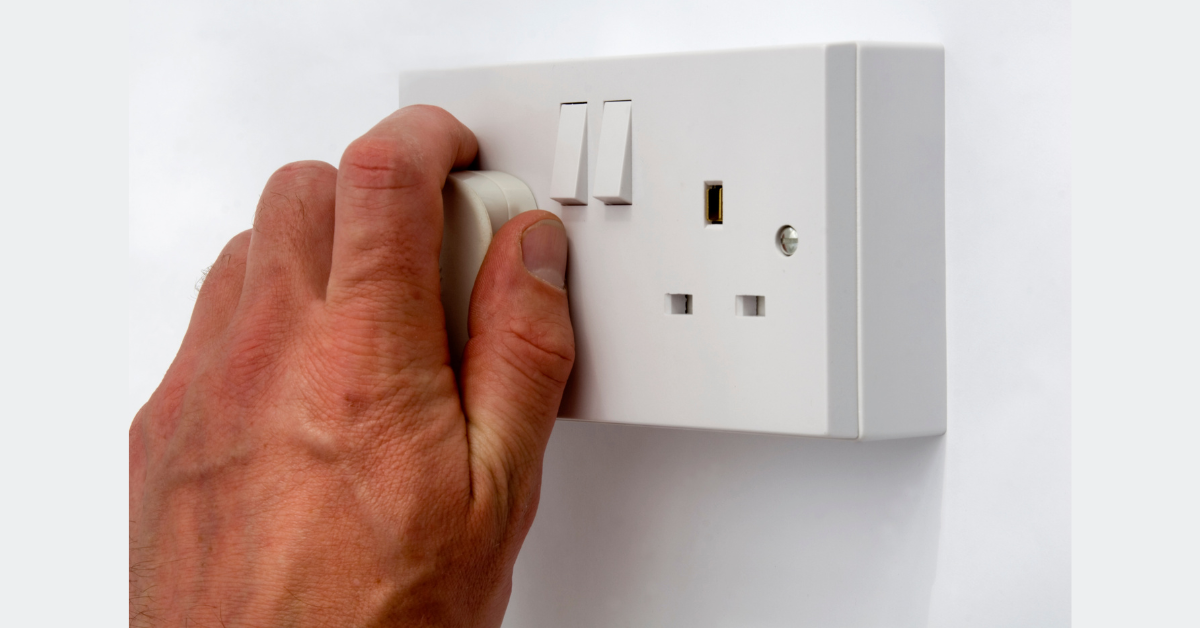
[522,220,568,289]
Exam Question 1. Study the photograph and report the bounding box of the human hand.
[129,105,574,627]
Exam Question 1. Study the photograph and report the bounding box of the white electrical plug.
[440,171,538,367]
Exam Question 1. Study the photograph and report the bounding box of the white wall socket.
[400,42,945,439]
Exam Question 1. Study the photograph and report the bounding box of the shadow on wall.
[504,420,945,628]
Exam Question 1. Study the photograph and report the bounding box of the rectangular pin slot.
[705,182,723,225]
[735,295,765,316]
[666,293,693,315]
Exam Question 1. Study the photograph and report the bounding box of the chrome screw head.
[777,225,799,256]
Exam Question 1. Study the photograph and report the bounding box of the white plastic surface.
[440,171,537,365]
[549,103,589,205]
[591,100,633,205]
[406,43,945,439]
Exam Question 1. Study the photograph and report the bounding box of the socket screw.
[777,226,799,256]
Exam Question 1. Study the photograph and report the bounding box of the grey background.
[130,1,1069,625]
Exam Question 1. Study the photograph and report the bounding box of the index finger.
[325,105,477,370]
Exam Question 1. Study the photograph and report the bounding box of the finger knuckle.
[222,228,253,253]
[401,103,456,126]
[341,134,428,191]
[268,160,337,191]
[256,162,335,230]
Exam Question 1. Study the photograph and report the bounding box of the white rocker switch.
[549,103,589,205]
[592,100,632,205]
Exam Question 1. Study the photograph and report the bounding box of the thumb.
[459,210,575,501]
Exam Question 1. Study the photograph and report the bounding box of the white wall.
[130,1,1070,625]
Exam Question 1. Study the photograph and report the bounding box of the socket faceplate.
[400,43,946,438]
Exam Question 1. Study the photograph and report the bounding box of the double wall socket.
[400,42,946,439]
